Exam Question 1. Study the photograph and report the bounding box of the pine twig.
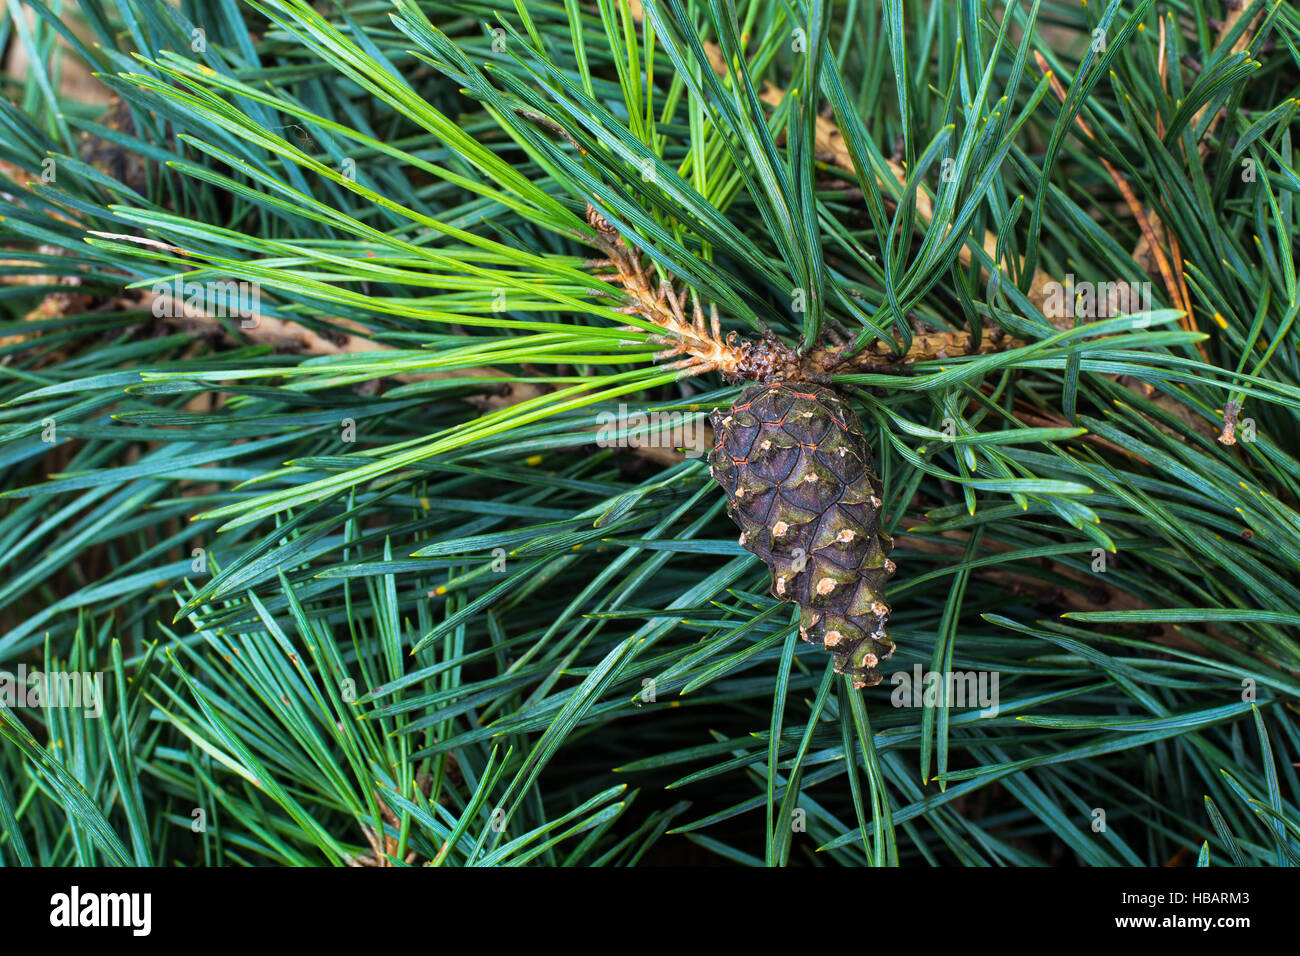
[623,0,1058,315]
[1133,7,1264,443]
[578,201,1027,382]
[1033,51,1194,336]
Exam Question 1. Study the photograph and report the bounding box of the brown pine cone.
[708,382,896,687]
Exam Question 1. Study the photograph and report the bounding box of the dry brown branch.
[1218,398,1242,446]
[0,267,547,408]
[142,290,548,409]
[1133,4,1260,280]
[1033,51,1198,349]
[1129,6,1264,444]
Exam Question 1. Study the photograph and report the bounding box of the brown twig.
[1131,6,1264,443]
[1134,4,1259,282]
[1034,51,1193,334]
[0,266,549,409]
[143,290,548,409]
[1218,398,1242,446]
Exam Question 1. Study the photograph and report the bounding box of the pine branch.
[581,201,1025,383]
[624,0,1058,315]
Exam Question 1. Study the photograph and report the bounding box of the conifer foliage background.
[1,0,1298,866]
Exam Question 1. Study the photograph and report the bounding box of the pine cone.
[708,383,896,687]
